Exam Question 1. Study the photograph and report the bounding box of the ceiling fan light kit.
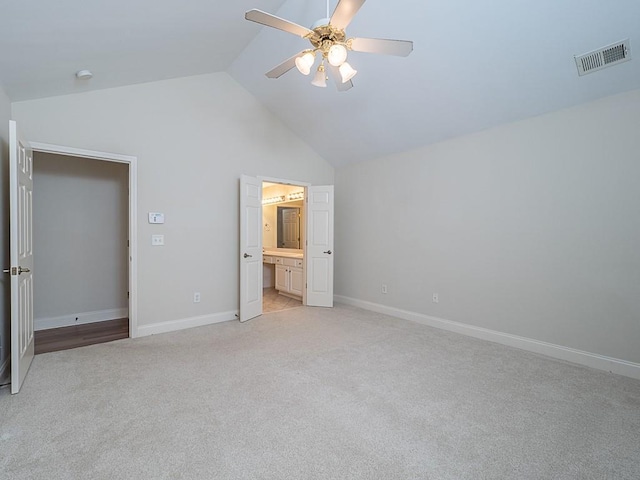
[295,50,316,75]
[245,0,413,91]
[311,64,328,88]
[338,62,357,83]
[328,44,348,67]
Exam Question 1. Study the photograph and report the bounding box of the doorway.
[29,142,138,340]
[262,181,306,314]
[239,174,334,322]
[31,152,130,353]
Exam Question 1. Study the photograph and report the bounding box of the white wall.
[335,89,640,366]
[263,204,277,249]
[33,153,128,329]
[12,73,333,334]
[0,84,10,377]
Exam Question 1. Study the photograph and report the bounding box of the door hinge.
[3,267,18,275]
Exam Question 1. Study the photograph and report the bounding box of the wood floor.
[35,318,129,355]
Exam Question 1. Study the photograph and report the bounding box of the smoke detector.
[575,39,631,76]
[75,70,93,80]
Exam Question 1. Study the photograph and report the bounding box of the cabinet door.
[275,265,289,292]
[289,267,304,297]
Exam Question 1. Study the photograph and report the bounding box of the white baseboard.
[0,356,10,386]
[35,308,129,331]
[136,311,238,338]
[335,295,640,380]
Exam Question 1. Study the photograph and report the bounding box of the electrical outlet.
[382,284,388,294]
[151,234,164,246]
[193,292,201,303]
[432,293,439,303]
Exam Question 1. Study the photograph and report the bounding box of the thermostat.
[148,212,165,224]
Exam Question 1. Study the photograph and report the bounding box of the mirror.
[277,206,301,249]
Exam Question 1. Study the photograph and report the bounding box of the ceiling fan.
[245,0,413,90]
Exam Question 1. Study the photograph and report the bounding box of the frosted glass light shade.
[328,44,348,66]
[311,66,327,88]
[339,62,357,83]
[295,52,315,75]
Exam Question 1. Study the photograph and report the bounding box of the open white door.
[239,175,262,322]
[306,185,334,307]
[7,121,35,394]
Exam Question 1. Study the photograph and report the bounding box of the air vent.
[575,39,631,76]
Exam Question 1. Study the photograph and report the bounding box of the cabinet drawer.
[263,256,273,264]
[274,257,284,265]
[283,258,298,267]
[294,259,303,268]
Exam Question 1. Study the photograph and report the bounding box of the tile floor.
[263,287,302,314]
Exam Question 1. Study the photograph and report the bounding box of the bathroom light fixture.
[262,195,286,205]
[287,191,305,201]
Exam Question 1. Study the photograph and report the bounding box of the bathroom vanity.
[263,250,303,299]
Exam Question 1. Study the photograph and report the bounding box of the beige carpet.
[1,304,639,479]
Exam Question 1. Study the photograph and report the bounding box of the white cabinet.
[289,266,303,297]
[275,264,289,291]
[274,257,303,299]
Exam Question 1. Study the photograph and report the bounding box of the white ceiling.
[0,0,287,101]
[2,1,640,167]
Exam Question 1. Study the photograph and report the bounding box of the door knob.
[323,250,332,255]
[243,253,252,258]
[2,266,30,275]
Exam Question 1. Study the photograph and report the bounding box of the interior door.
[239,175,262,322]
[306,186,334,307]
[8,120,35,394]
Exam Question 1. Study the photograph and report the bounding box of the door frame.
[258,176,310,306]
[29,142,139,338]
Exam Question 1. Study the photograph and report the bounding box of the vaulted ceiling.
[2,1,639,167]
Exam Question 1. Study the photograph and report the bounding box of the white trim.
[34,308,129,331]
[29,142,136,164]
[29,142,139,338]
[335,295,640,380]
[136,311,237,337]
[0,357,10,385]
[258,176,311,188]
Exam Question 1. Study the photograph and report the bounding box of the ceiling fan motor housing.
[308,24,347,55]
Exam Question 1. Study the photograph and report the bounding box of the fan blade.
[330,0,366,30]
[327,64,354,92]
[245,9,313,38]
[350,37,413,56]
[265,51,307,79]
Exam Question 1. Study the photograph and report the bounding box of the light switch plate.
[148,212,165,224]
[152,234,164,246]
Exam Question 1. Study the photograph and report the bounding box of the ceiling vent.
[575,39,631,76]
